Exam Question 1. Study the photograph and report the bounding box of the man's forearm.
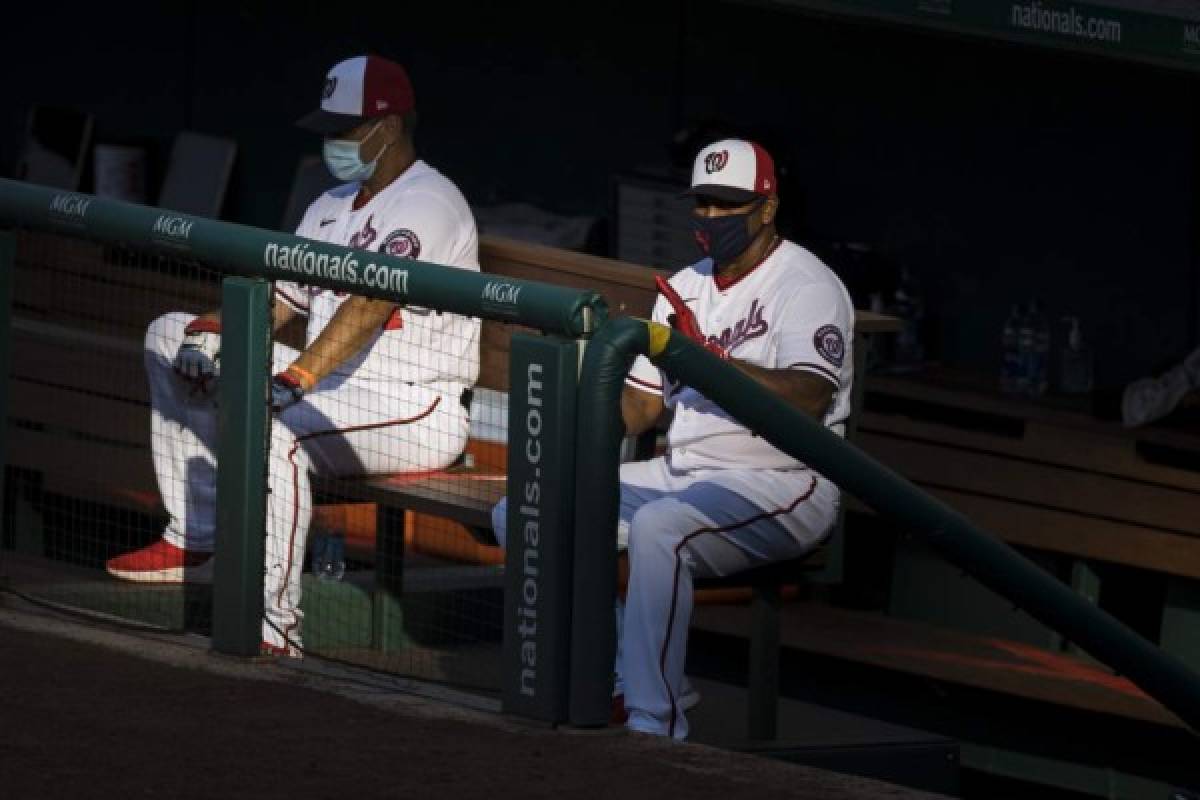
[621,386,664,436]
[729,360,831,421]
[272,300,299,332]
[286,298,394,387]
[186,302,293,333]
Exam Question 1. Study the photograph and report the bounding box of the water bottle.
[311,530,346,582]
[1015,303,1033,395]
[1029,301,1050,397]
[1058,316,1094,395]
[891,267,925,371]
[1000,305,1021,394]
[866,291,886,372]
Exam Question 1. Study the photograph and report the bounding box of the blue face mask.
[322,121,389,183]
[689,200,763,266]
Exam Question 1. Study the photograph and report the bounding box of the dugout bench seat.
[850,366,1200,677]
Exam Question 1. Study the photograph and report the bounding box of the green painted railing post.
[212,277,272,656]
[0,232,13,552]
[569,319,645,726]
[503,334,580,723]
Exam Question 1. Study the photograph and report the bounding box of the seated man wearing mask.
[106,55,480,657]
[494,139,854,738]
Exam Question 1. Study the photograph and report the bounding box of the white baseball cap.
[685,138,777,204]
[297,55,415,136]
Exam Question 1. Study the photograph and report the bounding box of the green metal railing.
[568,316,1200,735]
[0,179,606,337]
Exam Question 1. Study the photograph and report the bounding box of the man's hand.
[174,318,221,393]
[654,275,728,360]
[270,370,306,412]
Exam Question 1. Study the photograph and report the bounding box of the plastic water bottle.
[1058,316,1093,394]
[311,530,346,582]
[1000,305,1021,394]
[1015,304,1033,395]
[1029,301,1050,397]
[891,267,925,371]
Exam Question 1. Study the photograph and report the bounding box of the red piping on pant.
[657,474,818,737]
[276,396,442,645]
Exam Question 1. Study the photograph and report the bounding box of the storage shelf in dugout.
[611,171,695,270]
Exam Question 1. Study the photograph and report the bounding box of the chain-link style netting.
[3,230,219,631]
[2,229,513,696]
[265,283,507,693]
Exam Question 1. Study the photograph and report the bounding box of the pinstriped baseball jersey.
[279,159,481,386]
[626,239,854,471]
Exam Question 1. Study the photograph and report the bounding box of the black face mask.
[689,200,763,265]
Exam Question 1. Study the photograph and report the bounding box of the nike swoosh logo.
[319,218,336,227]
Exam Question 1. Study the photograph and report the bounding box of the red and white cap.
[296,55,415,135]
[685,138,777,204]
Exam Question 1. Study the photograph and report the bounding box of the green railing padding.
[0,178,607,337]
[571,316,1200,734]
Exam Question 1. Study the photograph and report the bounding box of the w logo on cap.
[322,76,338,100]
[704,150,729,174]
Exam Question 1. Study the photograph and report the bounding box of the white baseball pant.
[145,312,470,650]
[491,455,837,739]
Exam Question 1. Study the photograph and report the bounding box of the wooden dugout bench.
[851,366,1200,674]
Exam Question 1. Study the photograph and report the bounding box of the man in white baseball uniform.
[493,138,853,738]
[105,55,481,656]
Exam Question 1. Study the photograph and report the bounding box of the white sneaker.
[679,677,702,712]
[611,678,702,725]
[1122,347,1200,428]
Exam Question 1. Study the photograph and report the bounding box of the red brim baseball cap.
[297,55,415,136]
[683,139,777,204]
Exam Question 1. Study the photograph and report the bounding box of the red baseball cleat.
[105,538,213,584]
[259,641,302,659]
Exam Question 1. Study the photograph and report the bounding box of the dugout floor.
[0,602,949,800]
[687,677,959,794]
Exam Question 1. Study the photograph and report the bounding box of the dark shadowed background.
[2,0,1197,393]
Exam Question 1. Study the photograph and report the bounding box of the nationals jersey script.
[627,239,855,471]
[278,159,481,385]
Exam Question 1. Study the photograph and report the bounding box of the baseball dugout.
[5,180,1200,743]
